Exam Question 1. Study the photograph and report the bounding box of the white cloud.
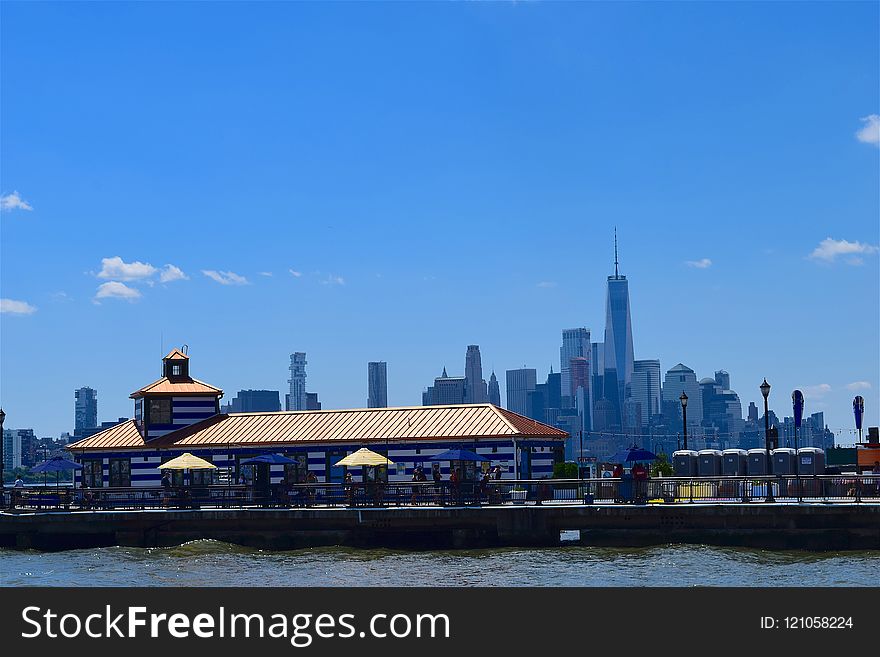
[685,258,712,269]
[94,281,141,302]
[259,271,273,277]
[202,270,249,286]
[808,238,879,264]
[856,114,880,146]
[97,256,157,281]
[289,269,302,278]
[0,298,37,315]
[536,281,557,288]
[846,381,872,391]
[321,275,345,286]
[159,264,188,283]
[0,191,33,212]
[802,383,831,399]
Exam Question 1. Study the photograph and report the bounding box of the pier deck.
[3,502,878,551]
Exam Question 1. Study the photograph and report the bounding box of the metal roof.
[66,404,567,452]
[67,420,146,450]
[163,348,189,361]
[130,376,223,399]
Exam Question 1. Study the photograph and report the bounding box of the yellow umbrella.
[159,452,218,470]
[334,448,394,467]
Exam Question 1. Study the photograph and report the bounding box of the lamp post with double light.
[679,392,688,450]
[760,379,774,502]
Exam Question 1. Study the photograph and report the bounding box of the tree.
[651,453,673,477]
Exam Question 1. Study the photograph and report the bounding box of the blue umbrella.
[31,457,83,493]
[31,457,83,472]
[239,454,297,465]
[429,448,489,462]
[610,446,658,463]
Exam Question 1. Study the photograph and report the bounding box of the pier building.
[67,350,566,488]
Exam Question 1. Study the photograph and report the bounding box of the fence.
[2,475,879,511]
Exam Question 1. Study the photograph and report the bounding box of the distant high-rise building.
[227,390,281,413]
[569,356,591,430]
[714,370,730,391]
[592,398,615,432]
[74,387,98,437]
[506,368,537,416]
[431,367,467,405]
[305,392,321,411]
[464,345,488,403]
[526,369,562,424]
[747,401,759,423]
[662,363,702,429]
[623,397,643,432]
[287,353,307,411]
[603,230,634,427]
[487,371,501,406]
[632,359,662,427]
[2,428,37,468]
[700,376,744,444]
[368,361,388,408]
[560,328,591,406]
[591,342,604,403]
[2,430,21,470]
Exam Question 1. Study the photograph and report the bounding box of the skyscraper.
[487,371,501,406]
[569,356,591,430]
[560,328,591,407]
[74,387,98,437]
[464,345,488,403]
[591,342,604,404]
[287,353,307,411]
[662,363,702,429]
[227,390,281,413]
[367,361,388,408]
[506,368,536,416]
[431,367,467,405]
[632,359,662,426]
[603,231,634,427]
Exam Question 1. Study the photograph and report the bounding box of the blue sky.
[1,1,878,440]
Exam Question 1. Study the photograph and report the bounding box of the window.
[149,399,172,425]
[284,454,308,484]
[191,458,215,486]
[109,459,131,487]
[82,460,103,488]
[171,364,182,376]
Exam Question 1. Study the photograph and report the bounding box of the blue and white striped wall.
[72,439,561,487]
[145,396,219,439]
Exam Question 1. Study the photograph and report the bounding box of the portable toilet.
[797,447,825,475]
[697,450,722,476]
[747,448,771,476]
[772,448,797,475]
[672,450,698,477]
[722,449,748,476]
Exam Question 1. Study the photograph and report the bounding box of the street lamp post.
[0,407,6,507]
[760,379,774,502]
[679,392,688,450]
[578,429,583,481]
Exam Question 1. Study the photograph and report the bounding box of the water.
[2,541,877,587]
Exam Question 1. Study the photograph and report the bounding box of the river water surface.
[2,541,878,587]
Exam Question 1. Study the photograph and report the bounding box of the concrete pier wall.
[2,504,878,551]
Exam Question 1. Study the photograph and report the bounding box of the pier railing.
[2,475,879,511]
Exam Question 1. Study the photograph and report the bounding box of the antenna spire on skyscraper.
[614,227,619,279]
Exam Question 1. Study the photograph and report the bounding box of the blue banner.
[853,396,864,431]
[792,390,804,428]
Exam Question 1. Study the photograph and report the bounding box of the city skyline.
[1,2,877,437]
